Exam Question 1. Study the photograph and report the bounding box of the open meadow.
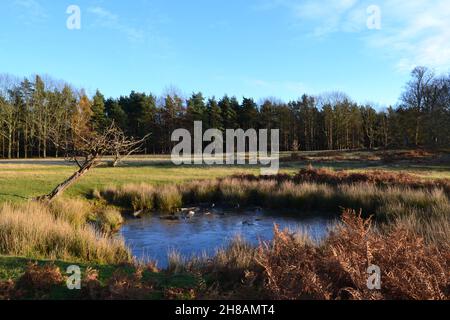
[1,150,449,202]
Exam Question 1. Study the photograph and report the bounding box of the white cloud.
[372,0,450,72]
[247,79,308,95]
[13,0,48,22]
[88,6,144,43]
[283,0,363,36]
[88,6,118,21]
[262,0,450,72]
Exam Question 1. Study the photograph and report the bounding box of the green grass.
[0,255,118,283]
[0,162,263,203]
[1,153,450,203]
[0,255,199,300]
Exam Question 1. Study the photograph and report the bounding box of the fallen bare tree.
[35,123,149,203]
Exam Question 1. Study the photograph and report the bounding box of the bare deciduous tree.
[35,123,150,202]
[401,67,434,146]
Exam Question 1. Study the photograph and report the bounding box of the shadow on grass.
[0,193,29,201]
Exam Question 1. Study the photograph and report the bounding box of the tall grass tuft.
[0,202,131,264]
[154,185,182,213]
[167,250,187,274]
[100,184,155,211]
[95,207,124,233]
[49,198,92,228]
[99,184,183,213]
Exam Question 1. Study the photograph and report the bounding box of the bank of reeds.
[47,198,124,233]
[247,166,450,194]
[95,207,124,233]
[95,169,449,249]
[0,201,131,264]
[96,168,450,245]
[97,183,182,213]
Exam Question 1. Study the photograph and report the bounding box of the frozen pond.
[120,208,333,268]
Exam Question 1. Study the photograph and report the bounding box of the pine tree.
[91,90,107,132]
[218,95,237,130]
[33,75,49,157]
[105,98,128,130]
[159,94,184,153]
[186,92,207,123]
[207,97,223,130]
[240,97,258,129]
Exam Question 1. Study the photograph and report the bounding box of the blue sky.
[1,0,450,107]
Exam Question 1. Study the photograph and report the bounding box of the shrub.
[16,263,64,298]
[256,210,450,300]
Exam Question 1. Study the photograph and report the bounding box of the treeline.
[0,66,449,159]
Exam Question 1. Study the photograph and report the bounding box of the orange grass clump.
[234,166,450,194]
[256,210,450,300]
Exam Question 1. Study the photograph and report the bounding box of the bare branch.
[37,122,150,202]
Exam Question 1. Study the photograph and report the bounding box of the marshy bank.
[95,167,450,216]
[95,167,450,245]
[2,166,442,266]
[0,167,448,300]
[166,210,449,300]
[1,210,448,300]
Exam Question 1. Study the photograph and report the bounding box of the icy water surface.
[120,208,332,268]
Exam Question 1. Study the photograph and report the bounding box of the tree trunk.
[8,131,12,159]
[24,126,28,159]
[17,131,20,158]
[415,117,420,146]
[110,157,120,167]
[35,158,97,203]
[43,139,47,158]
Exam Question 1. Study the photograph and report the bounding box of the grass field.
[0,161,259,203]
[1,150,449,203]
